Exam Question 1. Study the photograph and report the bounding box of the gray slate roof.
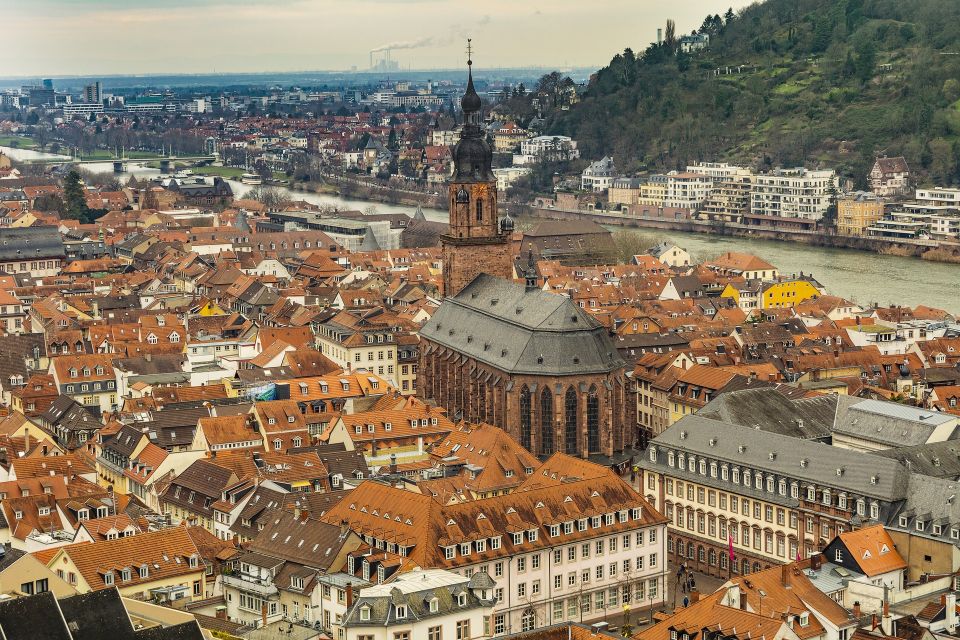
[648,415,910,501]
[832,397,957,447]
[874,440,960,479]
[420,274,624,376]
[697,387,836,440]
[0,226,65,262]
[343,569,493,627]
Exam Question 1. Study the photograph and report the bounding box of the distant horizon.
[10,0,754,77]
[1,64,599,83]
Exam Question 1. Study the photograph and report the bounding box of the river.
[5,145,960,314]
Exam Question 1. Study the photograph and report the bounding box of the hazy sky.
[10,0,755,77]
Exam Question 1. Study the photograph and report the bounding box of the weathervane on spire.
[467,38,473,66]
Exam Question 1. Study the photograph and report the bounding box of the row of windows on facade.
[441,510,648,560]
[669,506,807,558]
[65,381,114,393]
[67,365,108,378]
[352,417,438,434]
[516,385,603,456]
[652,447,883,512]
[490,579,662,635]
[661,477,883,522]
[102,555,200,585]
[357,619,473,640]
[513,555,657,599]
[5,260,59,271]
[357,594,472,622]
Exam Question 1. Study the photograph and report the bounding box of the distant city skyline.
[11,0,754,77]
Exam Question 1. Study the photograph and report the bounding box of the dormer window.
[360,606,371,621]
[140,565,148,578]
[104,571,114,586]
[458,592,467,606]
[395,605,407,619]
[430,597,439,612]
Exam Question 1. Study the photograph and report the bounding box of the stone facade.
[441,236,512,298]
[440,61,513,297]
[420,352,627,458]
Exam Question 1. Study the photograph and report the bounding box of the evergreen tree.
[63,170,91,222]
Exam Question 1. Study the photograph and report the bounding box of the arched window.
[587,386,600,453]
[519,386,532,451]
[539,388,553,456]
[564,387,578,454]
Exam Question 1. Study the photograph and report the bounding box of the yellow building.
[45,528,206,602]
[838,193,885,236]
[639,182,667,206]
[760,279,822,309]
[608,178,643,207]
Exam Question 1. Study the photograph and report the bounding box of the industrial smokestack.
[658,28,663,45]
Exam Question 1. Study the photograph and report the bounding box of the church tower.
[441,47,514,297]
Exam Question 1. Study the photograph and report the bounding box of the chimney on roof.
[810,552,822,571]
[389,453,397,475]
[853,601,861,619]
[261,603,267,628]
[739,589,747,610]
[690,589,700,604]
[346,582,354,609]
[340,519,349,538]
[882,598,892,635]
[781,563,791,589]
[23,427,29,453]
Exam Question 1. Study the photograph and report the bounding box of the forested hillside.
[548,0,960,187]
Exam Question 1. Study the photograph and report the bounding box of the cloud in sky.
[10,0,754,76]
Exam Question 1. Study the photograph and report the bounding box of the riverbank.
[528,205,960,265]
[284,176,447,211]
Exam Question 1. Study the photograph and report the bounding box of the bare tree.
[664,19,677,52]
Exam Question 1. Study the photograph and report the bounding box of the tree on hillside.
[664,19,677,52]
[854,40,877,85]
